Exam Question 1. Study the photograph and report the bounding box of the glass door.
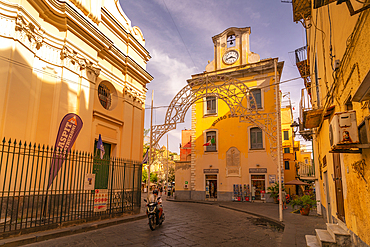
[205,175,217,200]
[251,175,265,200]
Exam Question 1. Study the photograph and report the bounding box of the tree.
[150,173,158,183]
[142,168,148,183]
[168,166,175,183]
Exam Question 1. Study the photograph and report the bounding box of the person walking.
[282,190,287,209]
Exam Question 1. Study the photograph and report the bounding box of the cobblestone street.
[25,199,283,247]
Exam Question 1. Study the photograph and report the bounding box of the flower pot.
[300,207,310,216]
[273,197,278,204]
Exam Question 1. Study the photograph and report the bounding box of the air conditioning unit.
[329,111,359,149]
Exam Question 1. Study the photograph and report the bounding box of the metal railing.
[0,138,142,236]
[298,161,315,177]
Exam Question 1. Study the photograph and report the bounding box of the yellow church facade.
[175,27,284,201]
[0,0,152,160]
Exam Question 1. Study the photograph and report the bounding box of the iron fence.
[0,138,142,237]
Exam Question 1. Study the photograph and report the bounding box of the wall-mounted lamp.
[256,164,260,167]
[290,121,300,136]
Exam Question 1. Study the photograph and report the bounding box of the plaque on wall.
[203,169,219,173]
[226,147,241,176]
[249,168,267,173]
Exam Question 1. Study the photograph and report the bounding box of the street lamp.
[290,120,300,185]
[290,121,299,136]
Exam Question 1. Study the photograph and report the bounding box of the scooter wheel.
[149,216,156,231]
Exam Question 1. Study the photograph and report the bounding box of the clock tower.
[205,27,260,72]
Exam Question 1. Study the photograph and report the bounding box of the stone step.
[326,223,351,246]
[306,235,320,247]
[315,229,336,247]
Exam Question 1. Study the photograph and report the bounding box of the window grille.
[98,83,112,109]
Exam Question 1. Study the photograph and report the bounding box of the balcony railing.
[295,46,312,97]
[299,88,320,140]
[298,162,315,179]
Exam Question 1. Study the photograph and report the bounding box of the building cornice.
[27,0,152,84]
[101,7,151,62]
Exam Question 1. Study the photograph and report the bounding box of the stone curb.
[0,214,147,247]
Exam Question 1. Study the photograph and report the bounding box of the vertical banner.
[48,113,83,188]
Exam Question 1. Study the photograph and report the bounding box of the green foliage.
[142,168,148,183]
[290,195,317,210]
[168,166,175,182]
[150,173,158,183]
[267,182,284,199]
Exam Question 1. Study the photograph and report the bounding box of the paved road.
[25,199,283,247]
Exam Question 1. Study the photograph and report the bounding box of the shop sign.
[203,169,219,173]
[269,175,276,183]
[249,168,267,173]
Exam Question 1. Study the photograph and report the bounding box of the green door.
[93,141,111,189]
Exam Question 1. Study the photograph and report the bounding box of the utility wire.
[0,54,306,110]
[162,0,199,71]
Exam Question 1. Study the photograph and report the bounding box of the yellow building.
[175,27,284,201]
[281,105,297,195]
[0,0,152,160]
[292,1,370,245]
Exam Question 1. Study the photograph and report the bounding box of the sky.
[119,0,309,154]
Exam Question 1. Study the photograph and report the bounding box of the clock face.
[223,50,239,65]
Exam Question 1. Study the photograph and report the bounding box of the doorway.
[205,175,217,200]
[93,140,111,189]
[323,171,332,223]
[333,153,345,222]
[251,175,265,200]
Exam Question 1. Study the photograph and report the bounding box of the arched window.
[250,127,263,149]
[98,83,111,109]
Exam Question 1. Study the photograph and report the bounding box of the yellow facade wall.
[304,3,370,245]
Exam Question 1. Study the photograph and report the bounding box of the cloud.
[149,49,197,99]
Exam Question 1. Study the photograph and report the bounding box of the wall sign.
[249,168,267,173]
[203,169,219,173]
[84,173,96,190]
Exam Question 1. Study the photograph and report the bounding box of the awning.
[353,69,370,102]
[285,179,309,185]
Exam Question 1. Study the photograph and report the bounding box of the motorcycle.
[143,195,164,231]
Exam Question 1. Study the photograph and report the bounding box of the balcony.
[292,0,312,22]
[298,161,315,181]
[299,88,320,140]
[295,46,311,97]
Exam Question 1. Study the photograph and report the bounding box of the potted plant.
[290,195,317,215]
[267,182,284,204]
